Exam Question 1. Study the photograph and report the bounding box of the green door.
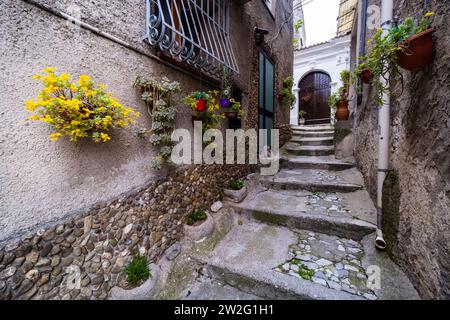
[258,51,275,148]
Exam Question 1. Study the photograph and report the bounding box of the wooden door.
[298,72,331,125]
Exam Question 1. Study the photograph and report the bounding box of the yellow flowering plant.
[26,67,140,142]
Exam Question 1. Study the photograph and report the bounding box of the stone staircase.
[185,125,420,300]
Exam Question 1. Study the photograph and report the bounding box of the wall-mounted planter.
[184,212,215,241]
[195,99,207,112]
[224,186,248,203]
[360,69,374,84]
[225,111,238,119]
[396,28,436,71]
[220,98,230,108]
[336,99,350,121]
[109,263,158,300]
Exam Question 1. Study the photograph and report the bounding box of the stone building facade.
[351,0,449,299]
[0,0,294,299]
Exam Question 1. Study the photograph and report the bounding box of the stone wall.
[0,0,293,300]
[0,163,256,300]
[353,0,449,299]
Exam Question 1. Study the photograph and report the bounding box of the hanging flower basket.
[195,99,207,112]
[224,111,238,119]
[360,69,374,84]
[220,98,231,108]
[396,28,436,71]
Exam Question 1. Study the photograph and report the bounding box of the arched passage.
[298,71,331,125]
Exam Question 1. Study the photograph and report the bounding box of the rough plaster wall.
[0,0,293,242]
[353,0,450,299]
[0,0,209,242]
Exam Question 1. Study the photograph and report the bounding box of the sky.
[303,0,340,46]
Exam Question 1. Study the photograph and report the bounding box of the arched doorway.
[298,72,331,125]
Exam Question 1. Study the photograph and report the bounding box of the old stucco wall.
[0,0,292,242]
[353,0,449,299]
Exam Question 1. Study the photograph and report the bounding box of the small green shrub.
[186,209,208,226]
[229,180,244,191]
[124,255,151,286]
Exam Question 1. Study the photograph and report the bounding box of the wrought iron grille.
[146,0,239,76]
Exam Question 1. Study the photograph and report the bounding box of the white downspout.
[375,0,393,250]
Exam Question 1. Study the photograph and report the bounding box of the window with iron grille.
[146,0,239,76]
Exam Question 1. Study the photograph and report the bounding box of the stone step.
[291,125,334,132]
[281,155,356,171]
[293,131,335,138]
[230,189,377,240]
[285,145,335,157]
[290,136,334,146]
[202,220,420,300]
[259,169,364,193]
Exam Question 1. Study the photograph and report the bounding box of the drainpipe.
[375,0,393,250]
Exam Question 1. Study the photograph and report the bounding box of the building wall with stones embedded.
[0,0,293,300]
[353,0,449,299]
[0,0,293,242]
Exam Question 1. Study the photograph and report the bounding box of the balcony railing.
[146,0,239,76]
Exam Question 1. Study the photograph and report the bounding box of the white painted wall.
[290,35,351,125]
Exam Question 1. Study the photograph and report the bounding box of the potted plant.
[184,209,215,241]
[224,179,248,203]
[340,69,351,91]
[328,87,349,121]
[280,76,297,109]
[299,110,307,125]
[183,91,224,131]
[191,91,209,112]
[110,255,158,300]
[224,99,244,119]
[26,68,140,143]
[220,66,232,108]
[354,60,374,84]
[393,12,436,71]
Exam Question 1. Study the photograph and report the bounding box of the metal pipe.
[375,0,394,251]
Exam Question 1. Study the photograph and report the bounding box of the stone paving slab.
[259,168,364,193]
[291,125,334,132]
[204,219,362,300]
[292,131,335,137]
[285,144,335,156]
[290,136,334,146]
[185,276,263,300]
[280,154,356,171]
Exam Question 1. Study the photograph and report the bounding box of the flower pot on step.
[336,99,349,121]
[299,118,306,126]
[396,28,436,71]
[224,186,248,203]
[184,212,215,242]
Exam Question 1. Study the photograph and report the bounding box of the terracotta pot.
[360,69,374,84]
[225,111,238,119]
[396,28,436,71]
[195,99,207,112]
[220,98,230,108]
[336,99,349,121]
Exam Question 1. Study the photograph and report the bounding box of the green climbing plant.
[134,75,180,170]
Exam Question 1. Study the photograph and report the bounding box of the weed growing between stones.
[229,180,244,190]
[124,255,151,286]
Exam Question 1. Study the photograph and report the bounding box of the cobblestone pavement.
[275,230,378,300]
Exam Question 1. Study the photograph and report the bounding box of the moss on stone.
[298,264,315,280]
[253,211,288,226]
